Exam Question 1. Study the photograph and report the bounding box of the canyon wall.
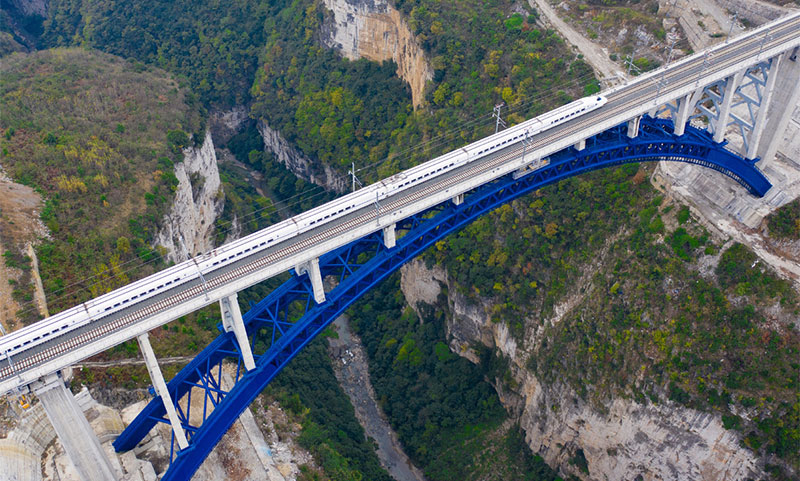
[154,132,224,263]
[400,258,765,481]
[258,121,349,193]
[320,0,432,108]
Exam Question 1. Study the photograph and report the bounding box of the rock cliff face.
[714,0,787,26]
[208,106,249,146]
[154,132,224,263]
[320,0,432,108]
[399,257,764,481]
[258,120,348,193]
[5,0,47,18]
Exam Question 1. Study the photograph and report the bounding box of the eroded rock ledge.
[320,0,432,109]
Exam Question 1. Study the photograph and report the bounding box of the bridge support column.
[220,294,256,371]
[673,88,703,136]
[31,373,118,481]
[574,139,586,151]
[753,53,799,162]
[296,258,325,304]
[383,223,396,249]
[627,116,641,138]
[452,193,464,206]
[137,333,190,450]
[746,53,784,160]
[713,70,745,143]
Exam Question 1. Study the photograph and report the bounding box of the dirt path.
[328,316,427,481]
[528,0,626,85]
[77,356,194,368]
[0,166,47,333]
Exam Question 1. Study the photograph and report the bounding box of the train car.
[0,95,607,370]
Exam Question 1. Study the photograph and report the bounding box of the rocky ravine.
[320,0,432,109]
[258,120,349,193]
[399,258,765,481]
[154,131,225,263]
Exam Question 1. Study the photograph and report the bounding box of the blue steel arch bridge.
[0,11,798,481]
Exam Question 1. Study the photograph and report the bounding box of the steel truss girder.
[653,57,779,155]
[114,117,770,480]
[692,79,726,131]
[727,59,773,154]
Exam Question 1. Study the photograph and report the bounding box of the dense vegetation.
[4,0,798,478]
[251,0,597,181]
[0,48,204,318]
[349,276,561,481]
[41,0,269,107]
[265,337,394,481]
[767,198,800,239]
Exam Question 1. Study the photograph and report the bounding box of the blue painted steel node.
[114,117,770,480]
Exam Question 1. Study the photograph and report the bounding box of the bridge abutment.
[31,373,119,481]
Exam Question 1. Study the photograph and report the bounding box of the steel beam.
[138,333,189,450]
[220,294,255,371]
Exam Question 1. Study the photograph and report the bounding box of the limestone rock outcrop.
[714,0,787,26]
[154,132,224,263]
[320,0,432,108]
[400,258,765,481]
[258,121,348,193]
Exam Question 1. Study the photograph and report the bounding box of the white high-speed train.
[0,95,606,376]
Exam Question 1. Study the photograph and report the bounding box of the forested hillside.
[250,0,597,180]
[423,161,799,475]
[42,0,269,107]
[0,48,204,318]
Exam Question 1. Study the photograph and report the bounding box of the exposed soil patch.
[0,166,46,332]
[537,0,691,75]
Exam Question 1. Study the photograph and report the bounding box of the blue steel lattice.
[114,117,771,480]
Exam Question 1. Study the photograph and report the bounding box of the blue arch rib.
[114,117,770,479]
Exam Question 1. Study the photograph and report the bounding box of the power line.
[12,70,601,318]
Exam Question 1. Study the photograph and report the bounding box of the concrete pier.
[31,373,118,481]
